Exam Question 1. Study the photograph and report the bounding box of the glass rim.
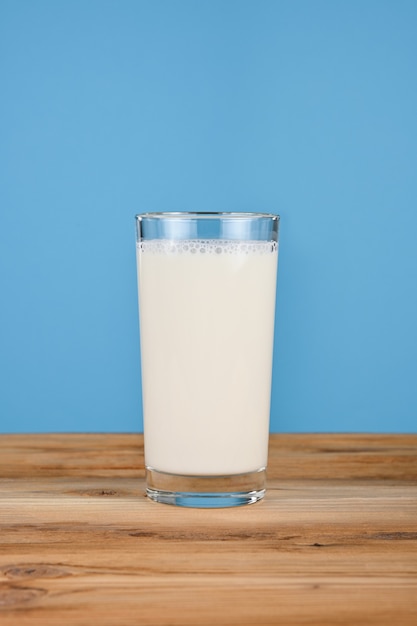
[135,211,280,221]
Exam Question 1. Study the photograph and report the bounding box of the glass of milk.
[135,212,279,507]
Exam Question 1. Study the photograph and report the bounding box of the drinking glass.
[135,212,279,507]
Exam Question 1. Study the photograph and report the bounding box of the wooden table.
[0,434,416,625]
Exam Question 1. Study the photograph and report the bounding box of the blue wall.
[1,0,416,433]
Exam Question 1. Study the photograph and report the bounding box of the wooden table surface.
[0,433,416,625]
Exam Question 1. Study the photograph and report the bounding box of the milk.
[137,239,278,476]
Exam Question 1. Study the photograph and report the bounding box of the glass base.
[146,467,266,508]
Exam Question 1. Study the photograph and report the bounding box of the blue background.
[1,0,416,433]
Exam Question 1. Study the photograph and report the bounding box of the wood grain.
[0,434,416,625]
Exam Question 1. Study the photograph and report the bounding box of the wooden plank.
[0,434,416,625]
[1,433,416,479]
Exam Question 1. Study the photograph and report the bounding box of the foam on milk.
[138,239,278,255]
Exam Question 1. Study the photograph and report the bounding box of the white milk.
[137,239,278,476]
